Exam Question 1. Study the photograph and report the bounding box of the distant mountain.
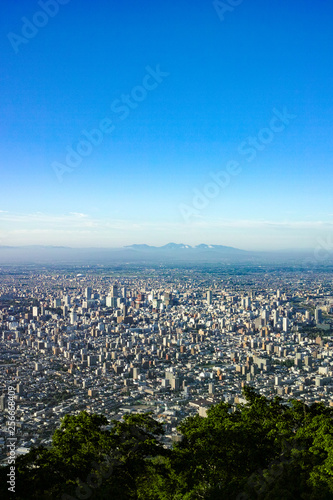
[120,243,251,263]
[125,243,246,253]
[125,243,191,250]
[0,244,328,266]
[160,243,190,250]
[195,244,211,249]
[195,244,246,253]
[125,244,157,250]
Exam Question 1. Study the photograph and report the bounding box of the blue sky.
[0,0,332,250]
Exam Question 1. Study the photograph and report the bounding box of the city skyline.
[1,0,333,250]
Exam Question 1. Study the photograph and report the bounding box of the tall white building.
[70,311,78,324]
[273,310,279,327]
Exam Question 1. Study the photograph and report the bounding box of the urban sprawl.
[1,265,333,462]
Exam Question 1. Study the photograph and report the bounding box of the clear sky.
[1,0,332,250]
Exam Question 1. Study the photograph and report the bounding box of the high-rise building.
[0,394,6,410]
[70,311,78,324]
[208,382,215,394]
[273,310,279,327]
[63,294,71,306]
[106,296,117,307]
[85,287,92,300]
[88,355,97,367]
[304,355,312,367]
[261,309,269,325]
[171,377,180,391]
[207,291,212,305]
[315,308,322,324]
[162,291,173,306]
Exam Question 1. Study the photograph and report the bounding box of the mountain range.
[125,243,246,252]
[0,243,324,266]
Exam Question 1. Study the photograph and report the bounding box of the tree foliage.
[1,389,333,499]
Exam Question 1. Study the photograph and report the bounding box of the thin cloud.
[189,219,333,230]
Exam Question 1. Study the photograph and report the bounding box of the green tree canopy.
[1,390,333,499]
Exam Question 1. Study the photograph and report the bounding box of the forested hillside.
[2,387,333,499]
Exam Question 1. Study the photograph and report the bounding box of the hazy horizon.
[0,242,325,252]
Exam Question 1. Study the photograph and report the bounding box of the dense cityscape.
[2,0,332,496]
[1,263,333,464]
